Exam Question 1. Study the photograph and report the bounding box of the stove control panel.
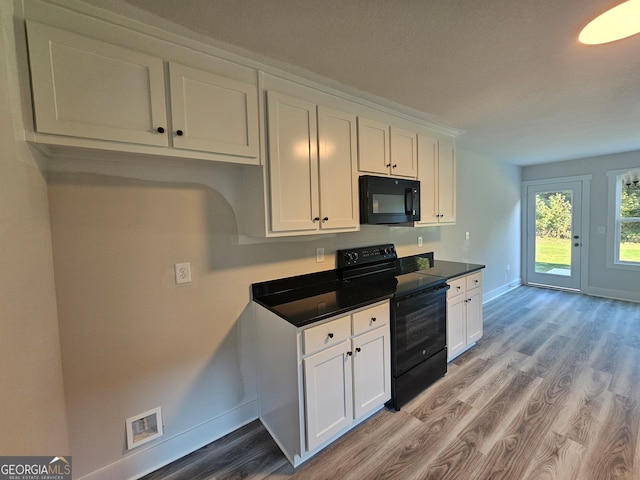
[337,244,397,268]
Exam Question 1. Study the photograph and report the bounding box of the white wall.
[522,151,640,301]
[0,1,70,455]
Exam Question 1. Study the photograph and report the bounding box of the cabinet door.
[416,134,439,225]
[447,294,466,361]
[304,341,353,452]
[317,107,359,231]
[390,127,417,178]
[466,289,483,344]
[352,326,391,419]
[168,62,258,158]
[438,140,456,224]
[357,117,390,175]
[267,91,319,233]
[27,22,168,146]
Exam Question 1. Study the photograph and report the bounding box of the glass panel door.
[526,181,582,290]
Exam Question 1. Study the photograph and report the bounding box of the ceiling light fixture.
[579,0,640,45]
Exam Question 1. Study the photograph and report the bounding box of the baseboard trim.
[583,286,640,303]
[77,400,259,480]
[483,280,522,304]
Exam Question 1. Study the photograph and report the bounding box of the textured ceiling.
[104,0,640,166]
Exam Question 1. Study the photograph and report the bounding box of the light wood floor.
[142,286,640,480]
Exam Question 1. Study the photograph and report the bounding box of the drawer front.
[352,303,389,336]
[447,277,466,299]
[303,315,350,356]
[466,272,482,291]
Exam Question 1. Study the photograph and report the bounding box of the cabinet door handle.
[355,347,361,353]
[312,217,320,223]
[392,164,397,168]
[386,163,391,168]
[322,217,329,223]
[346,351,353,356]
[371,317,377,322]
[156,127,165,134]
[456,286,461,290]
[327,333,334,338]
[176,129,184,136]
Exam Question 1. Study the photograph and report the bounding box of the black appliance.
[338,244,448,410]
[359,175,420,225]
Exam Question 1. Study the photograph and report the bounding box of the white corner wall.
[0,1,70,455]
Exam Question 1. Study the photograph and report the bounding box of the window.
[612,170,640,267]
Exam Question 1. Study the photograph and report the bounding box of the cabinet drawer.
[303,316,350,356]
[466,272,482,291]
[352,303,389,336]
[447,277,466,299]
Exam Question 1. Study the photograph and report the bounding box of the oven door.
[392,284,448,376]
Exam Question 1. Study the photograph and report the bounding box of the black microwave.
[359,175,420,225]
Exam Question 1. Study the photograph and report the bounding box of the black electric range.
[337,244,449,409]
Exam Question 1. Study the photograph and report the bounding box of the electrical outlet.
[316,248,325,263]
[418,236,423,247]
[465,231,470,240]
[174,262,192,284]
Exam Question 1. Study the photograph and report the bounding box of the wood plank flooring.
[141,286,640,480]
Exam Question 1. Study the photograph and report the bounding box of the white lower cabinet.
[255,301,390,466]
[447,271,483,361]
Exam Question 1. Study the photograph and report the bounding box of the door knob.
[573,235,580,239]
[574,243,580,247]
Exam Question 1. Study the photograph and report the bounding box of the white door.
[526,181,583,290]
[168,62,259,158]
[266,91,319,233]
[389,126,417,178]
[303,342,353,451]
[352,327,391,419]
[317,107,359,231]
[437,140,457,224]
[357,117,390,175]
[465,288,483,344]
[27,21,168,146]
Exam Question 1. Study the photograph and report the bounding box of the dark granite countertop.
[418,260,485,280]
[252,259,484,328]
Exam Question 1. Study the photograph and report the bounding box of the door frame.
[521,175,591,291]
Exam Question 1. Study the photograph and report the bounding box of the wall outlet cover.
[175,262,192,284]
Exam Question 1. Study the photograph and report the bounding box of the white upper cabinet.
[389,126,418,178]
[357,117,417,178]
[357,117,390,175]
[267,91,319,233]
[317,106,359,231]
[168,62,258,157]
[416,134,456,225]
[437,139,457,223]
[27,21,168,146]
[25,21,260,164]
[266,91,359,235]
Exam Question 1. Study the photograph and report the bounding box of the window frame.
[607,169,640,271]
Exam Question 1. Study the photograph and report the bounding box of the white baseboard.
[483,280,522,304]
[583,286,640,303]
[77,400,259,480]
